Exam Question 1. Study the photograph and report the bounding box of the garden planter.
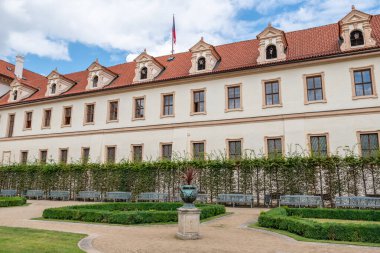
[179,185,198,208]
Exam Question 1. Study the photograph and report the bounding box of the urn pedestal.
[176,207,201,240]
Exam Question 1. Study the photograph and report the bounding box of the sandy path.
[0,200,378,253]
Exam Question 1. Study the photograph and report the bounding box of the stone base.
[176,207,201,240]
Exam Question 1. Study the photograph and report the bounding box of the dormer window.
[140,67,148,80]
[197,57,206,70]
[51,83,57,94]
[350,30,364,47]
[266,45,277,59]
[13,90,18,101]
[92,76,99,88]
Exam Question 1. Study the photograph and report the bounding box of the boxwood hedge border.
[0,197,27,207]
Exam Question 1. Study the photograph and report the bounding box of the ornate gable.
[339,6,377,51]
[46,70,75,96]
[132,50,164,83]
[189,37,220,75]
[86,60,117,90]
[8,79,36,102]
[257,24,287,64]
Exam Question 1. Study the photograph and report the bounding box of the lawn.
[0,226,86,253]
[307,218,380,225]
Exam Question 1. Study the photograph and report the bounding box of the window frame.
[307,133,330,157]
[191,140,206,160]
[105,145,117,163]
[140,67,148,80]
[61,106,73,127]
[92,75,99,88]
[6,113,15,138]
[197,57,206,71]
[107,99,119,123]
[190,88,206,115]
[132,96,146,121]
[225,83,243,112]
[81,147,90,163]
[264,136,284,158]
[266,44,278,60]
[39,149,48,164]
[356,131,380,157]
[160,92,175,118]
[303,72,327,104]
[226,138,243,160]
[131,144,144,162]
[350,65,377,99]
[350,30,365,48]
[59,148,69,164]
[262,78,282,108]
[83,102,96,125]
[160,142,173,160]
[20,150,28,164]
[41,108,52,129]
[23,110,33,130]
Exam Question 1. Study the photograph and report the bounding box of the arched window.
[140,67,148,80]
[51,83,56,94]
[92,75,99,88]
[13,90,18,100]
[350,30,364,47]
[197,57,206,70]
[266,45,277,59]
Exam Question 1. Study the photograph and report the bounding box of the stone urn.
[179,185,198,208]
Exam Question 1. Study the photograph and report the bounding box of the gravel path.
[0,200,378,253]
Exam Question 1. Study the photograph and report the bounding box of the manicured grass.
[0,197,26,207]
[0,226,86,253]
[307,218,380,225]
[250,222,380,247]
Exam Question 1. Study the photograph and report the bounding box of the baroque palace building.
[0,7,380,164]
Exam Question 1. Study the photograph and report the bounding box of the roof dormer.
[133,50,164,83]
[256,24,287,64]
[8,79,37,102]
[189,37,220,75]
[86,59,117,90]
[339,6,377,52]
[46,69,75,96]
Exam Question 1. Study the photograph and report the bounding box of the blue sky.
[0,0,379,76]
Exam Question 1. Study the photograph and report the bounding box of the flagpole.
[171,14,175,56]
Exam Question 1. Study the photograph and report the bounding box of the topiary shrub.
[0,197,27,207]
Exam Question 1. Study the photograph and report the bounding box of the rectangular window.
[43,109,52,128]
[306,75,324,102]
[161,144,172,160]
[132,145,143,162]
[354,69,374,97]
[108,101,119,121]
[20,151,28,164]
[228,140,242,159]
[63,107,72,126]
[310,135,328,156]
[7,114,15,137]
[85,104,95,124]
[360,133,379,157]
[267,138,283,157]
[82,147,90,163]
[192,142,205,160]
[264,81,280,106]
[162,94,174,116]
[40,150,48,164]
[134,97,145,119]
[106,146,116,163]
[192,90,205,113]
[60,149,68,164]
[227,86,241,110]
[24,111,32,129]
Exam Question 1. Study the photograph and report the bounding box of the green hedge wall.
[42,202,226,225]
[0,197,26,207]
[258,207,380,243]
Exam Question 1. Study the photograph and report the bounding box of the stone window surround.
[225,138,244,159]
[190,140,206,159]
[190,88,207,116]
[306,133,330,156]
[41,108,52,129]
[264,136,285,157]
[23,110,33,131]
[160,92,175,118]
[303,72,327,105]
[356,130,380,157]
[350,65,378,100]
[83,102,96,125]
[132,96,146,121]
[107,99,120,123]
[131,144,144,161]
[225,83,243,112]
[262,78,282,108]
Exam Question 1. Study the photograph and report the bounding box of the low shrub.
[43,202,225,225]
[0,197,26,207]
[258,207,380,243]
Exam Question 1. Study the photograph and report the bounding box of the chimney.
[15,55,24,79]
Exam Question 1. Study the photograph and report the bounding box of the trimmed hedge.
[0,197,26,207]
[258,207,380,243]
[43,202,225,225]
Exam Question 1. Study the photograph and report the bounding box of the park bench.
[105,191,132,202]
[279,195,322,208]
[48,190,70,200]
[76,191,101,201]
[217,194,254,208]
[196,194,208,203]
[25,190,44,200]
[0,189,17,197]
[335,196,380,209]
[137,192,168,202]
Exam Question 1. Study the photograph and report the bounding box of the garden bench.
[217,194,254,208]
[49,190,70,200]
[137,192,168,202]
[335,196,380,209]
[196,194,208,203]
[25,190,44,200]
[105,191,131,202]
[279,195,322,208]
[76,191,101,201]
[0,189,17,197]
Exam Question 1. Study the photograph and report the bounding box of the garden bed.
[257,207,380,244]
[43,202,225,225]
[0,197,26,207]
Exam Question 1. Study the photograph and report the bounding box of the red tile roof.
[1,15,380,106]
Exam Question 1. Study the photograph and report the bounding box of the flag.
[172,15,176,45]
